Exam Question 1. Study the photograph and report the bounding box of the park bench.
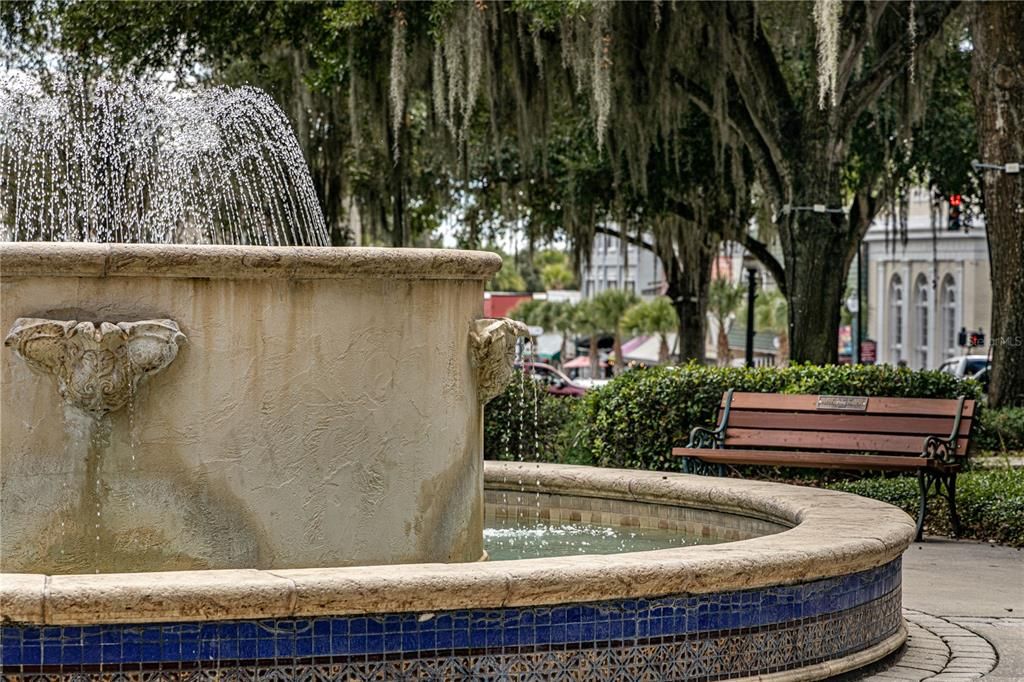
[672,390,976,541]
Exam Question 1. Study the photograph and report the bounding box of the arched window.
[889,275,904,364]
[941,275,958,359]
[915,274,931,369]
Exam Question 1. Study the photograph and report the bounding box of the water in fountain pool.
[0,73,328,245]
[483,517,720,561]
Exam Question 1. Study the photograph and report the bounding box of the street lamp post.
[745,268,758,368]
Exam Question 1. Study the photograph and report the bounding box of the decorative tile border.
[1,560,901,680]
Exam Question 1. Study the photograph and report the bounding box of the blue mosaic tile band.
[1,558,901,681]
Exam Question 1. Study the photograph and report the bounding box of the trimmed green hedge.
[974,407,1024,452]
[577,363,981,471]
[827,469,1024,547]
[484,363,981,469]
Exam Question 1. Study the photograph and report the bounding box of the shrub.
[579,363,980,472]
[827,469,1024,547]
[974,406,1024,453]
[483,370,588,463]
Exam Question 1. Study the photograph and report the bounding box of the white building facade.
[864,189,991,370]
[581,231,665,300]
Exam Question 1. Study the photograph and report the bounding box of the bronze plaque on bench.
[815,395,868,412]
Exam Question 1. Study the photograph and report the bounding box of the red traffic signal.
[949,194,962,206]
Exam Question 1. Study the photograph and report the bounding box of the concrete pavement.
[852,538,1023,681]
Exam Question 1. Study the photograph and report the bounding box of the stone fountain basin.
[1,243,502,573]
[1,463,915,680]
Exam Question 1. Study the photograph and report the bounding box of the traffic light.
[947,194,962,231]
[969,330,985,348]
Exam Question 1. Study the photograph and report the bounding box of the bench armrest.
[921,396,967,464]
[685,388,734,449]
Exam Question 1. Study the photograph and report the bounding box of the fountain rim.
[0,462,916,626]
[0,242,503,281]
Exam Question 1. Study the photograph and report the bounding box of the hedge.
[483,370,588,464]
[974,406,1024,452]
[827,468,1024,547]
[484,363,982,469]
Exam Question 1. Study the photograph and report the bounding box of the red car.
[519,362,588,397]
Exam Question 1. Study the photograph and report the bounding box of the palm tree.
[755,288,789,365]
[621,297,680,364]
[707,279,745,367]
[549,301,576,367]
[593,289,640,374]
[572,299,607,379]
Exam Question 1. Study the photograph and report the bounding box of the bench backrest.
[718,392,976,457]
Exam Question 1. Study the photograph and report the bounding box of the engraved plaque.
[815,395,868,412]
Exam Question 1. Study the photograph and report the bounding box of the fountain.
[0,77,915,681]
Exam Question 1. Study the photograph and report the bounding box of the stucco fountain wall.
[0,242,503,574]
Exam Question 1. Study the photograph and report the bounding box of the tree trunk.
[589,336,599,379]
[971,3,1024,409]
[781,141,856,365]
[612,333,624,375]
[663,244,713,364]
[716,325,731,366]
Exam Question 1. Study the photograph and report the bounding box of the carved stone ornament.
[469,318,530,404]
[4,317,186,416]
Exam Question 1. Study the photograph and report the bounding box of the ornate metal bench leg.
[716,463,727,478]
[946,473,961,538]
[915,471,929,542]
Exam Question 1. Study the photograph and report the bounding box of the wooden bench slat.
[672,448,934,471]
[720,393,976,418]
[721,428,969,455]
[722,411,973,437]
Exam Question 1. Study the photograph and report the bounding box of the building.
[863,188,991,370]
[580,231,665,299]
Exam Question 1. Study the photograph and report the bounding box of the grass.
[824,467,1024,547]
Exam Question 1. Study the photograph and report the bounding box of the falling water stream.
[1,73,328,246]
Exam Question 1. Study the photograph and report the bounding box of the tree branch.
[740,233,788,298]
[669,68,786,208]
[718,3,796,172]
[594,224,654,252]
[838,1,959,128]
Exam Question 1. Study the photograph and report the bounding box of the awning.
[623,333,677,364]
[563,355,609,369]
[619,335,650,356]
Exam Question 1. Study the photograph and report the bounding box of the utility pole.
[745,268,757,368]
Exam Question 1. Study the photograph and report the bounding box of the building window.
[941,275,957,359]
[889,275,903,364]
[606,279,617,290]
[915,274,930,369]
[624,280,635,294]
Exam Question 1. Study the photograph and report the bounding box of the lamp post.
[745,268,758,368]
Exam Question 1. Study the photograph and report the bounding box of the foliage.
[483,370,587,463]
[620,297,679,363]
[974,407,1024,453]
[487,249,527,292]
[827,469,1024,547]
[540,263,575,290]
[578,363,980,472]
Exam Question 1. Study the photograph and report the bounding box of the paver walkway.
[854,538,1023,681]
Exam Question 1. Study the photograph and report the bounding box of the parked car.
[518,361,588,397]
[938,355,989,379]
[970,366,990,395]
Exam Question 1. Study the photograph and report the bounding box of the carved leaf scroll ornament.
[4,317,186,416]
[469,318,530,404]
